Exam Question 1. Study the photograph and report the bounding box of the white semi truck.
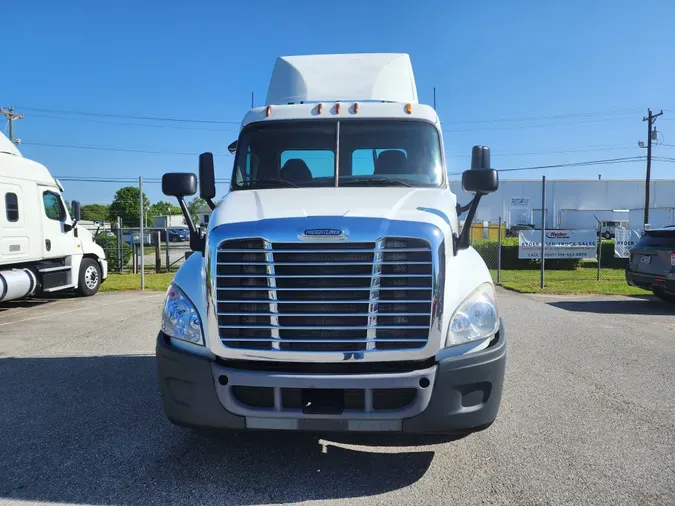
[156,53,505,434]
[0,133,107,301]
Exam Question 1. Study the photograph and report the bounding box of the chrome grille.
[215,237,433,352]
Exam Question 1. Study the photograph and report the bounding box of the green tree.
[81,203,110,222]
[148,200,182,219]
[187,197,208,225]
[108,186,150,227]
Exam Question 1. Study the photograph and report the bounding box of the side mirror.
[71,200,81,222]
[227,140,238,154]
[456,145,497,252]
[462,168,499,195]
[199,152,217,210]
[161,172,204,254]
[162,173,197,197]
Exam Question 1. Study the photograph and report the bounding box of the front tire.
[76,258,101,296]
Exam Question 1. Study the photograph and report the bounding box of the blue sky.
[3,0,675,205]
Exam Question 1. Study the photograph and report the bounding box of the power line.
[28,113,240,132]
[447,145,637,158]
[21,141,232,156]
[448,156,647,176]
[443,115,636,133]
[17,106,241,125]
[17,104,644,128]
[55,176,231,184]
[441,108,642,125]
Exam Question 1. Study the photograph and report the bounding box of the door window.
[5,193,19,222]
[43,191,65,221]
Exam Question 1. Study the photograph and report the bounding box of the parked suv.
[625,226,675,303]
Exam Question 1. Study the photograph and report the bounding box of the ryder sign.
[519,229,597,259]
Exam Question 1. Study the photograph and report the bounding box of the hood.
[210,187,459,235]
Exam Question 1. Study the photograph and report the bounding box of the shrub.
[599,240,629,269]
[95,234,132,268]
[472,238,583,270]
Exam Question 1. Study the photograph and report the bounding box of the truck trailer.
[0,133,107,301]
[156,53,506,434]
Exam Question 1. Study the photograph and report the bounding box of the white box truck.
[156,53,505,434]
[0,133,107,301]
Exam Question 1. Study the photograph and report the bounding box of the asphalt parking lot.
[0,289,673,505]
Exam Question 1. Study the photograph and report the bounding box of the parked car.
[154,228,189,242]
[625,226,675,303]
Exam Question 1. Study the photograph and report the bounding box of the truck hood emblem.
[300,228,348,240]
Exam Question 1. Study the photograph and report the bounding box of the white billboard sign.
[613,228,641,258]
[519,230,597,259]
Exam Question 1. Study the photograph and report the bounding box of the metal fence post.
[540,176,546,289]
[132,239,138,274]
[597,231,602,281]
[497,216,502,284]
[164,228,170,272]
[139,176,145,290]
[116,217,122,272]
[155,231,161,272]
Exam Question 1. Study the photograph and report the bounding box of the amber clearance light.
[405,103,412,114]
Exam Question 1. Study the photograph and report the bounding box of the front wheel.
[76,258,101,296]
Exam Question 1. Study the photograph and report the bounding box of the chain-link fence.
[81,224,191,274]
[469,219,631,290]
[83,218,631,293]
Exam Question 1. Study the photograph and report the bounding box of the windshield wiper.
[238,178,299,188]
[340,178,412,187]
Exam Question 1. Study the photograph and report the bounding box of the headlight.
[161,283,204,345]
[446,282,499,347]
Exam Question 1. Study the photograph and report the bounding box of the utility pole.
[0,106,24,144]
[642,108,663,226]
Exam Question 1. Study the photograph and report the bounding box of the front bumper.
[99,259,108,281]
[156,322,506,433]
[626,267,675,293]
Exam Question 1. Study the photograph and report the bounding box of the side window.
[280,150,335,179]
[43,192,65,221]
[5,193,19,222]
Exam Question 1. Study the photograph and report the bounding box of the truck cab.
[0,133,107,301]
[156,53,505,434]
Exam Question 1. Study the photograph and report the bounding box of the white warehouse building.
[449,179,675,230]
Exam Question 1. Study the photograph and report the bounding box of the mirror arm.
[176,196,205,254]
[456,201,473,216]
[457,194,483,251]
[205,198,216,211]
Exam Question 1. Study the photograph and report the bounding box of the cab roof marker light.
[317,103,323,115]
[335,102,341,114]
[265,106,271,117]
[405,103,412,114]
[353,103,359,114]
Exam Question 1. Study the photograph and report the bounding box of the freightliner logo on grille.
[300,228,347,239]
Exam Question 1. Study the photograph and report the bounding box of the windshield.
[230,120,444,190]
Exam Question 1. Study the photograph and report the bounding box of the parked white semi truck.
[0,133,107,301]
[157,53,505,434]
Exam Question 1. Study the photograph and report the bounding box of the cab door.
[39,188,76,259]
